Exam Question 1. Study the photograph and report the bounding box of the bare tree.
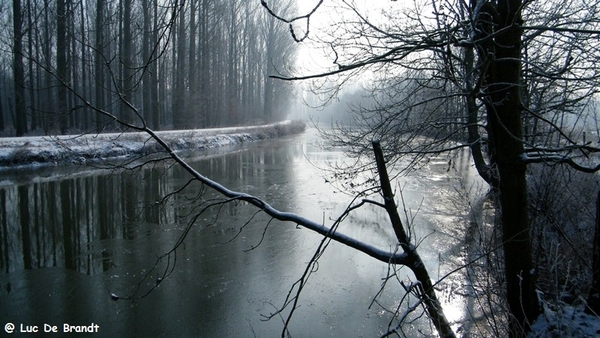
[4,1,462,336]
[12,0,27,136]
[262,0,600,336]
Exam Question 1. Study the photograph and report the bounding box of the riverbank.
[0,120,305,167]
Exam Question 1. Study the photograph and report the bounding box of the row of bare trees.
[0,0,297,136]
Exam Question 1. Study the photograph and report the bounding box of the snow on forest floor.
[0,120,305,168]
[529,301,600,337]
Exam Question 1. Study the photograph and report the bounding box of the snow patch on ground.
[0,120,304,168]
[529,302,600,337]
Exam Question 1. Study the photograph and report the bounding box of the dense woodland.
[0,0,298,136]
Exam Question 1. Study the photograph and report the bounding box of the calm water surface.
[0,129,482,337]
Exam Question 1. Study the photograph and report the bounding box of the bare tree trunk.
[79,0,89,131]
[586,191,600,314]
[120,0,132,123]
[485,0,540,335]
[13,0,28,136]
[172,5,186,129]
[198,0,209,127]
[188,0,197,127]
[142,0,153,128]
[0,80,5,132]
[151,0,160,129]
[26,0,37,132]
[464,41,495,187]
[42,0,52,132]
[226,1,239,124]
[372,141,456,338]
[56,0,68,134]
[94,0,105,131]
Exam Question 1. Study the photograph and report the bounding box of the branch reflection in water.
[0,129,482,337]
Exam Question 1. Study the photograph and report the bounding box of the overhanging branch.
[260,0,324,42]
[270,31,449,81]
[522,25,600,35]
[143,127,410,265]
[520,152,600,173]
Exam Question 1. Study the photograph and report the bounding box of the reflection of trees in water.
[0,141,303,276]
[0,169,170,275]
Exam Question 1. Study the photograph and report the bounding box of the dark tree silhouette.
[262,0,600,336]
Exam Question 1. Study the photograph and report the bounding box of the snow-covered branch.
[520,152,600,173]
[143,127,411,265]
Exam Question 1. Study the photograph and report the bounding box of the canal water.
[0,128,483,337]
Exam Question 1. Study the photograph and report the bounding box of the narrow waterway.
[0,128,485,337]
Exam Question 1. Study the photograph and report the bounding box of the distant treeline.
[1,0,298,136]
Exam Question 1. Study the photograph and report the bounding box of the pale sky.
[292,0,414,72]
[288,0,421,116]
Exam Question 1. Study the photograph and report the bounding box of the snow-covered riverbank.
[0,120,305,168]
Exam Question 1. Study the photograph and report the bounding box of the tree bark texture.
[13,0,27,136]
[56,0,68,134]
[372,140,456,338]
[484,0,540,335]
[586,191,600,314]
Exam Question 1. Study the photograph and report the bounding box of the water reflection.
[1,169,167,275]
[0,138,310,277]
[0,131,483,337]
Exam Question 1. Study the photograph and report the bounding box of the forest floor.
[529,301,600,337]
[0,120,305,168]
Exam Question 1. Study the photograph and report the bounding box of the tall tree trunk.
[486,0,540,335]
[68,0,77,130]
[0,80,5,132]
[151,0,160,129]
[120,0,132,123]
[586,191,600,314]
[263,18,275,121]
[172,6,186,129]
[373,141,456,338]
[142,0,154,128]
[79,0,89,131]
[465,37,496,187]
[94,0,105,131]
[27,0,37,132]
[226,1,239,124]
[198,0,210,127]
[13,0,28,136]
[42,0,52,132]
[188,0,197,127]
[56,0,69,134]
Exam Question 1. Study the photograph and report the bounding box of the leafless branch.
[260,0,324,42]
[522,25,600,35]
[520,152,600,173]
